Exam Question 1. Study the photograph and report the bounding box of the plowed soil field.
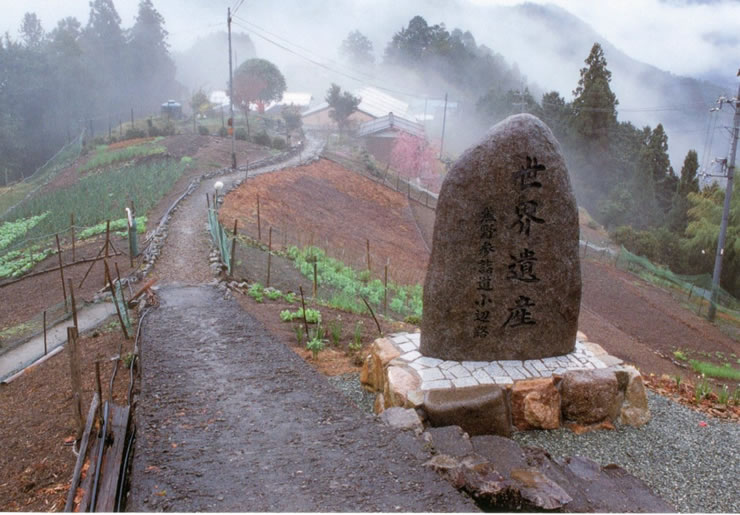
[221,159,738,385]
[220,158,431,285]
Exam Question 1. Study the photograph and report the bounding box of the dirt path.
[128,286,474,511]
[130,137,475,511]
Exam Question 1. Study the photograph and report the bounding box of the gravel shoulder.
[512,391,740,513]
[127,285,476,512]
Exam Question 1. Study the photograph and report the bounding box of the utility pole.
[708,73,740,321]
[439,93,448,160]
[228,7,237,170]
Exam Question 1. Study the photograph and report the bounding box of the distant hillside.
[173,31,256,95]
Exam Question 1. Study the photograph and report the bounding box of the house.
[357,112,426,164]
[302,86,410,130]
[265,92,313,115]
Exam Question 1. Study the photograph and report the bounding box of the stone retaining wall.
[361,331,650,436]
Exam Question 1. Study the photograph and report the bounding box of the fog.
[3,0,739,166]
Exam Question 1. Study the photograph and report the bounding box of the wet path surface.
[128,285,475,511]
[129,136,475,511]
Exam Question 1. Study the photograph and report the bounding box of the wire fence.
[320,147,440,211]
[0,130,85,221]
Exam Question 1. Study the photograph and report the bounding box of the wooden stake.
[55,234,68,311]
[67,326,83,439]
[78,241,108,288]
[299,286,309,337]
[230,219,238,276]
[104,260,129,339]
[70,213,76,261]
[366,239,371,272]
[95,360,106,409]
[361,296,382,335]
[266,227,272,287]
[312,261,317,297]
[384,261,389,314]
[104,220,110,259]
[257,195,261,241]
[43,311,47,355]
[68,279,79,330]
[206,193,210,209]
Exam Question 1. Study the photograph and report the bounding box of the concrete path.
[128,285,476,512]
[0,301,116,382]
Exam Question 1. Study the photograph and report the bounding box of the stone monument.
[420,114,581,361]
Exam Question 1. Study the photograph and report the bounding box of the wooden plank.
[78,434,102,513]
[64,393,100,512]
[127,278,157,307]
[95,404,131,512]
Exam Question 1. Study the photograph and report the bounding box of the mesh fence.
[616,245,740,313]
[0,131,85,222]
[208,207,231,275]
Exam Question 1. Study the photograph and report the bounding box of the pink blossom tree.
[390,132,438,182]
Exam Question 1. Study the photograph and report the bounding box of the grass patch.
[80,143,166,172]
[689,359,740,381]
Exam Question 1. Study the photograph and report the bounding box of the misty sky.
[3,0,739,84]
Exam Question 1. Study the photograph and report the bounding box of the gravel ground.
[327,373,376,414]
[513,391,739,513]
[328,375,739,513]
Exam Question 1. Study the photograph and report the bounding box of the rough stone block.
[378,407,424,434]
[511,378,560,430]
[383,365,422,409]
[424,425,474,457]
[560,369,618,424]
[424,384,512,437]
[619,368,650,427]
[374,393,385,414]
[360,337,401,392]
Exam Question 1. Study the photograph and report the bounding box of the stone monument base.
[361,331,650,435]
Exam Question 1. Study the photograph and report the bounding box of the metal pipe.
[89,401,109,512]
[115,425,136,512]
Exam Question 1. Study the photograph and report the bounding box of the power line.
[231,17,436,100]
[232,0,246,16]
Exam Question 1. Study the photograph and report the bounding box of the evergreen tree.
[572,43,618,147]
[82,0,127,114]
[128,0,176,108]
[325,83,361,137]
[339,30,374,66]
[668,150,700,233]
[540,91,572,142]
[20,13,45,48]
[641,124,676,215]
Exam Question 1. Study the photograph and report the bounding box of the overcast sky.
[2,0,739,82]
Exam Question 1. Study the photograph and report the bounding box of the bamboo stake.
[43,311,47,355]
[104,260,129,339]
[104,220,110,259]
[70,213,76,261]
[230,219,238,276]
[257,195,261,241]
[266,227,272,287]
[115,262,129,324]
[299,285,309,337]
[79,239,109,288]
[55,235,68,311]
